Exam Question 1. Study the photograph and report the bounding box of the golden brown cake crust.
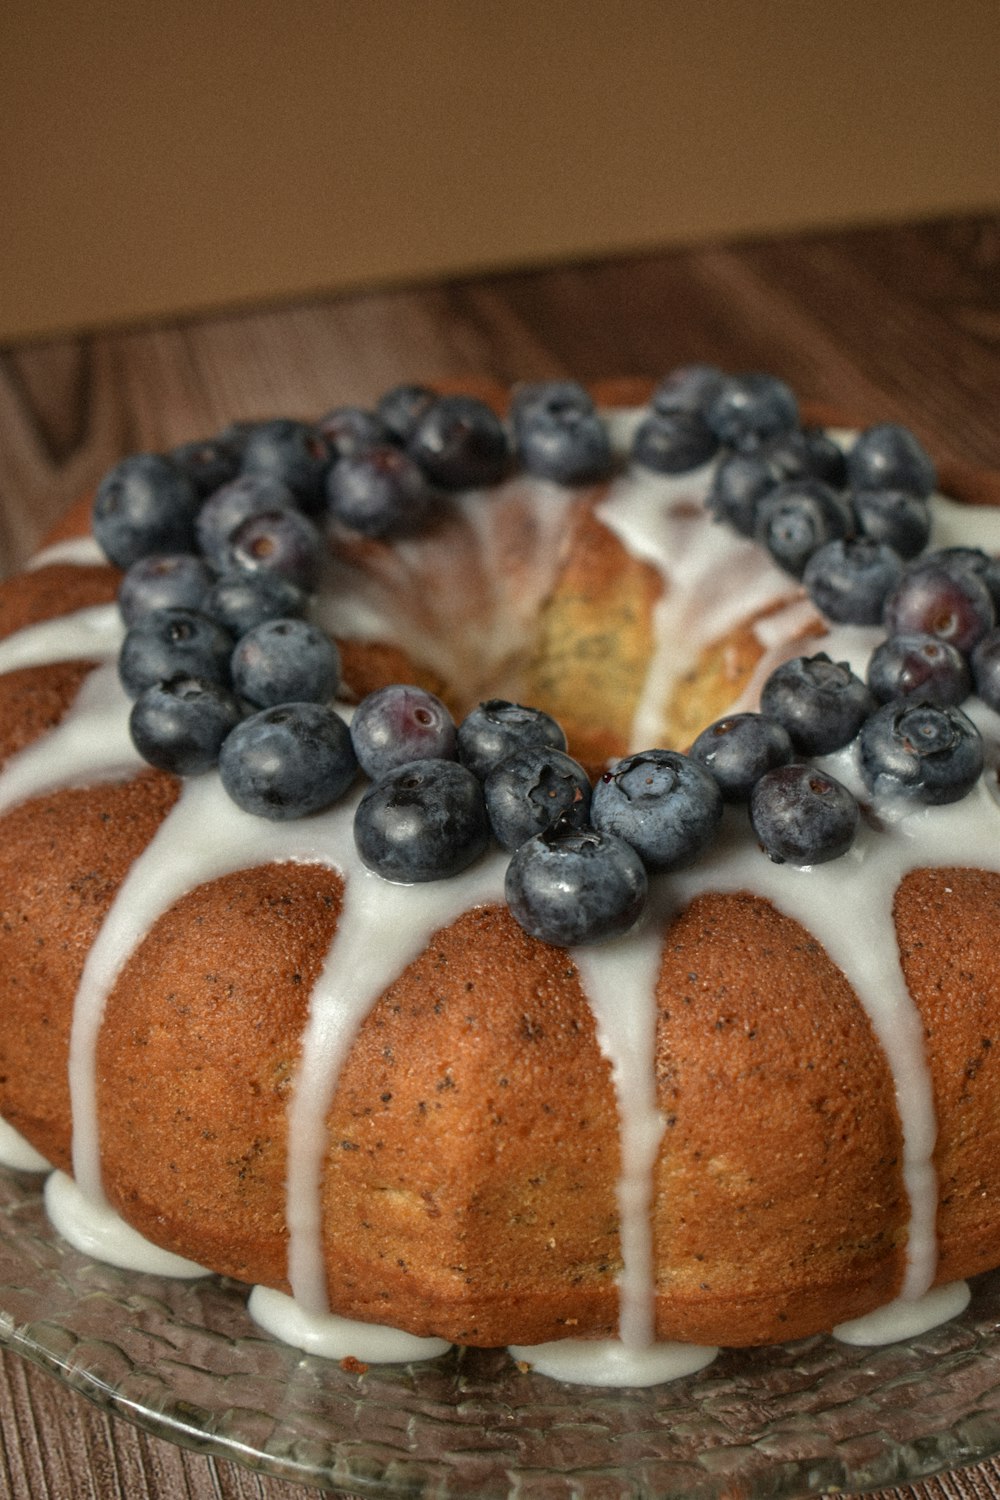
[653,892,907,1345]
[0,563,119,643]
[0,661,98,768]
[0,773,180,1169]
[321,904,621,1345]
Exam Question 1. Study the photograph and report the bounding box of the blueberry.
[484,746,592,850]
[706,373,799,449]
[354,760,489,881]
[858,701,983,805]
[231,618,340,708]
[768,427,847,488]
[240,418,332,511]
[326,445,438,537]
[847,423,936,499]
[750,764,859,865]
[883,559,995,655]
[407,395,510,490]
[316,405,392,458]
[650,364,725,416]
[802,538,904,625]
[509,380,595,433]
[129,675,242,776]
[224,508,324,590]
[706,450,783,536]
[707,433,845,538]
[689,712,793,802]
[202,570,307,637]
[118,608,234,699]
[505,823,647,946]
[215,418,272,458]
[169,434,241,497]
[933,546,1000,616]
[971,627,1000,712]
[851,487,931,560]
[631,410,717,475]
[350,685,456,779]
[196,474,299,571]
[456,700,566,780]
[754,479,850,578]
[591,749,723,871]
[219,703,357,819]
[517,406,613,484]
[934,545,996,576]
[118,553,213,626]
[93,453,201,569]
[868,633,971,707]
[376,383,437,444]
[760,654,875,755]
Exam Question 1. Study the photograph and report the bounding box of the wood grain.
[0,212,999,1498]
[3,213,999,583]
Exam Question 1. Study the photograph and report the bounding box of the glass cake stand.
[2,1163,1000,1498]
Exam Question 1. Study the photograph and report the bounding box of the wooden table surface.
[1,212,1000,1499]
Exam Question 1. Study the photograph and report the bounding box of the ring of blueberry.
[92,373,1000,947]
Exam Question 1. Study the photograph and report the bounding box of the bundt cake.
[2,371,1000,1388]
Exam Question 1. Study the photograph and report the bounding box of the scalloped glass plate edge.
[3,1165,1000,1497]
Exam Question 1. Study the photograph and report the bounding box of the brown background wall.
[1,0,998,345]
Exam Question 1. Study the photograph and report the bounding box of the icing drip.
[28,536,107,570]
[571,899,668,1347]
[508,1335,717,1388]
[285,838,507,1314]
[65,773,378,1203]
[0,664,143,816]
[248,1285,450,1361]
[0,1118,50,1173]
[44,1171,207,1277]
[833,1280,971,1345]
[596,468,800,751]
[0,605,123,675]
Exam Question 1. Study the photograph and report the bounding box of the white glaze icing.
[0,663,143,817]
[833,1280,971,1346]
[0,414,996,1380]
[571,892,670,1348]
[44,1171,208,1277]
[28,536,107,571]
[508,1334,717,1387]
[314,479,578,706]
[248,1285,451,1361]
[596,465,800,750]
[0,605,123,676]
[0,1118,51,1172]
[923,492,1000,554]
